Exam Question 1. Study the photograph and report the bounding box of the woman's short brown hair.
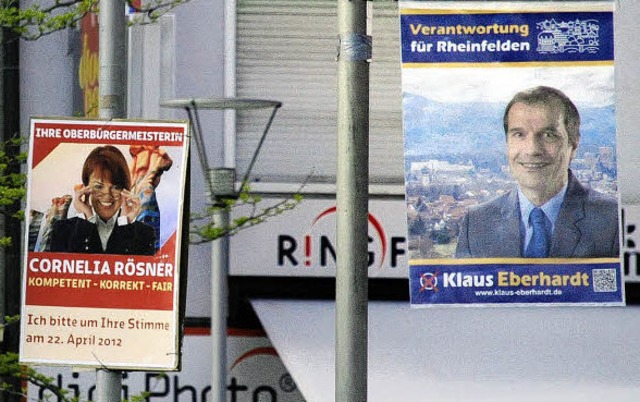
[81,145,132,190]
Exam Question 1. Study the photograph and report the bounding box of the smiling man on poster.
[401,1,623,306]
[455,86,619,259]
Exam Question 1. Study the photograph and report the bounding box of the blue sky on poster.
[401,66,614,108]
[401,65,616,158]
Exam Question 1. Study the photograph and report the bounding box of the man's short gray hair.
[503,86,580,149]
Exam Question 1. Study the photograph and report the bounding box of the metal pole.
[98,0,126,398]
[96,371,122,402]
[210,194,230,402]
[336,1,369,402]
[99,0,127,120]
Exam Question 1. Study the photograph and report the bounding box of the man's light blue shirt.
[518,184,568,255]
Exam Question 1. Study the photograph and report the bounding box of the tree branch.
[0,0,191,40]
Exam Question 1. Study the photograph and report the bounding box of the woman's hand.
[72,184,93,219]
[121,189,142,223]
[48,194,72,222]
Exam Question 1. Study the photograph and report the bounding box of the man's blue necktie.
[525,207,550,258]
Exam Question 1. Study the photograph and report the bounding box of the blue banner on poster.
[410,260,622,305]
[400,12,614,64]
[400,1,623,307]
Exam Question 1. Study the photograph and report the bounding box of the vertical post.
[208,169,233,402]
[96,371,122,402]
[336,1,370,402]
[221,2,237,397]
[210,202,230,402]
[98,0,126,399]
[99,0,127,120]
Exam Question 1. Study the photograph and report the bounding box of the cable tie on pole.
[337,33,372,61]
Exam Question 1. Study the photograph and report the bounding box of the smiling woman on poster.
[455,86,619,259]
[48,145,156,255]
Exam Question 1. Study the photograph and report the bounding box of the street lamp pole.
[336,1,370,402]
[209,182,231,402]
[206,167,235,402]
[161,98,281,402]
[99,0,126,120]
[97,0,126,400]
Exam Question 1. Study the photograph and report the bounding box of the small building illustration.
[537,19,600,54]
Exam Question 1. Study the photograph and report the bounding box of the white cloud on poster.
[401,66,615,108]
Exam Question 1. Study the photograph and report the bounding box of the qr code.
[592,269,617,292]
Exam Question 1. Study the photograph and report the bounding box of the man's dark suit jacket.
[49,217,156,255]
[455,171,620,258]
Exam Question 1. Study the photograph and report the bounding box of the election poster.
[20,118,189,370]
[399,1,624,306]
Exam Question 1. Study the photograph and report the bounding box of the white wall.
[256,299,640,402]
